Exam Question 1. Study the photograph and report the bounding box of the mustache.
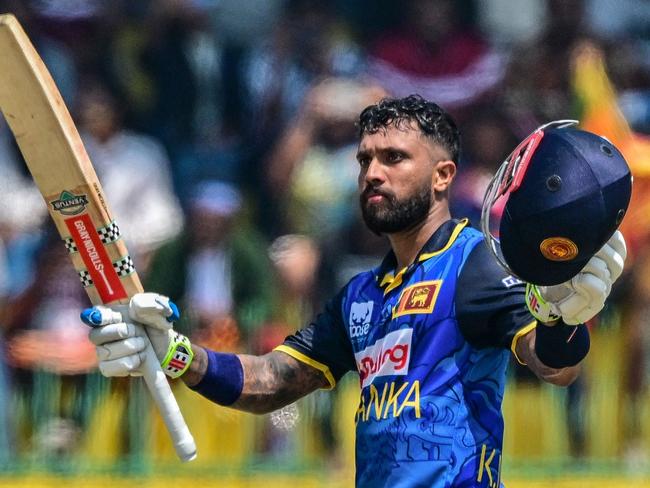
[360,186,394,202]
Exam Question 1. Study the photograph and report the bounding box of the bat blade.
[0,13,196,462]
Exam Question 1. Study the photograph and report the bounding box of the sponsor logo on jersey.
[502,275,523,288]
[50,190,89,215]
[355,328,412,387]
[393,280,442,318]
[349,301,373,338]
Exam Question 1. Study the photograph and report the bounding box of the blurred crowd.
[1,0,650,470]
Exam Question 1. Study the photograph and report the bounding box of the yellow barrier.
[2,474,650,488]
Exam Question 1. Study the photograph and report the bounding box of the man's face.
[190,209,233,247]
[356,123,451,234]
[78,89,119,142]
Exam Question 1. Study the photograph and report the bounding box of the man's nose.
[364,158,385,185]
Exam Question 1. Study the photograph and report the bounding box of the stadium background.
[1,0,650,486]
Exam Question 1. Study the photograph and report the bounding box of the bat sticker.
[78,256,135,287]
[50,190,89,215]
[65,213,128,302]
[64,221,121,253]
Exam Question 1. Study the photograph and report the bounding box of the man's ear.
[433,160,456,192]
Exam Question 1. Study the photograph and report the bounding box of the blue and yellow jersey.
[277,219,536,488]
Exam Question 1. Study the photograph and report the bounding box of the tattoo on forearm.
[233,351,329,414]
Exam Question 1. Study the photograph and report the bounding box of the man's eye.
[388,152,403,162]
[358,157,371,167]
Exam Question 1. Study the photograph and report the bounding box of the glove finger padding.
[86,319,151,377]
[595,230,626,283]
[99,353,146,377]
[571,271,609,304]
[575,256,611,297]
[88,322,143,346]
[556,293,603,325]
[555,273,607,325]
[129,293,177,331]
[95,336,147,361]
[608,230,627,256]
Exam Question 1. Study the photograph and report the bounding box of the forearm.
[181,344,209,387]
[182,345,328,414]
[232,353,327,413]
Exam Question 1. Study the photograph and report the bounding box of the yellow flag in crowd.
[572,43,650,259]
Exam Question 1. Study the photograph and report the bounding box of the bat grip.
[140,340,197,462]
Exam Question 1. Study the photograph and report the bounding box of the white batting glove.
[82,293,193,378]
[526,230,626,325]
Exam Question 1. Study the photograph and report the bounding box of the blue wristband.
[534,322,590,368]
[188,350,243,406]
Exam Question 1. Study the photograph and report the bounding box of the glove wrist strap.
[160,332,194,378]
[526,283,561,324]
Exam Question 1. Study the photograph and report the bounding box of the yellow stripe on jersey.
[418,218,469,261]
[510,320,537,365]
[274,345,336,390]
[383,267,408,295]
[379,219,469,295]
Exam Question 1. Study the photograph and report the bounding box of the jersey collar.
[376,218,469,294]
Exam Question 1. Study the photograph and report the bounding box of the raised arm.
[83,293,340,416]
[184,346,329,414]
[456,230,625,386]
[513,230,627,385]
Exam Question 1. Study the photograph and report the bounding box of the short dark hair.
[357,94,460,164]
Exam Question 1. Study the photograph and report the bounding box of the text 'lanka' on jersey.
[277,219,535,488]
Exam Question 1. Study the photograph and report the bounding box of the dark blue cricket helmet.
[481,120,632,286]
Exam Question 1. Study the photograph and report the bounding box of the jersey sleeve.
[275,287,356,388]
[455,240,536,350]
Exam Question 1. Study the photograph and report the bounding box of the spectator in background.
[265,235,322,340]
[78,80,183,271]
[0,117,53,462]
[243,0,364,143]
[265,78,385,239]
[243,0,366,233]
[206,0,285,137]
[477,0,548,46]
[140,0,201,156]
[0,121,48,297]
[585,0,650,40]
[366,0,506,113]
[254,234,323,458]
[145,180,276,351]
[501,0,590,127]
[450,106,518,229]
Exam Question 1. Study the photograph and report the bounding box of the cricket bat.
[0,14,197,462]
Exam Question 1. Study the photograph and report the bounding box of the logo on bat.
[50,190,89,215]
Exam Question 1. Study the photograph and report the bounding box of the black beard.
[360,185,432,234]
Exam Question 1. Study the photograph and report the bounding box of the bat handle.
[140,340,197,462]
